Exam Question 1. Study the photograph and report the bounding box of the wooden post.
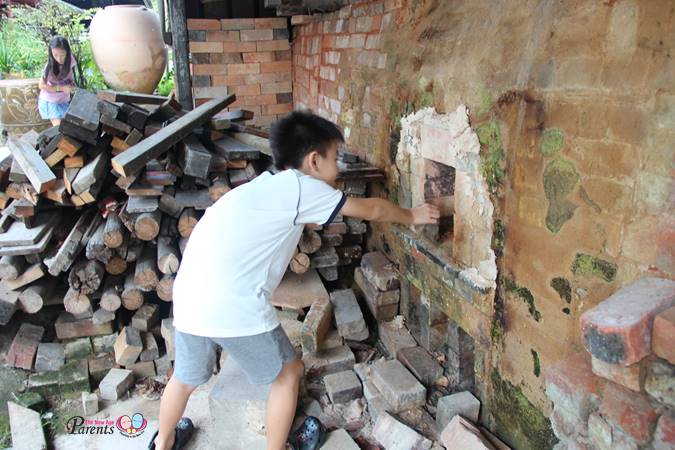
[169,0,192,110]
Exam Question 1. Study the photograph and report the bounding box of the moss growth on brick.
[477,90,494,116]
[492,219,505,256]
[503,276,541,321]
[531,350,541,377]
[540,129,564,156]
[476,120,506,194]
[571,254,618,282]
[550,277,572,303]
[543,158,579,233]
[0,414,9,448]
[490,369,558,449]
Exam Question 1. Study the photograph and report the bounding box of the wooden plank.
[111,95,236,177]
[120,103,150,130]
[58,136,83,157]
[100,114,132,136]
[97,90,168,105]
[210,109,254,129]
[44,209,100,276]
[63,167,80,194]
[44,148,68,167]
[72,152,108,195]
[59,119,99,144]
[180,134,211,179]
[126,182,164,196]
[5,263,44,290]
[127,196,159,214]
[7,137,56,193]
[170,0,193,110]
[64,155,84,169]
[0,212,59,246]
[174,190,213,210]
[0,227,53,256]
[211,134,260,161]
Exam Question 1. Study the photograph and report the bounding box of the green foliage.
[156,70,175,96]
[1,1,107,91]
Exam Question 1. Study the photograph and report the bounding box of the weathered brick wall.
[187,17,293,127]
[290,1,674,448]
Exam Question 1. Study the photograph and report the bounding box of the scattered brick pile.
[187,17,293,128]
[544,277,675,450]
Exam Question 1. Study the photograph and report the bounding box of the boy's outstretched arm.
[341,197,440,225]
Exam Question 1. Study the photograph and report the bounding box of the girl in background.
[38,36,76,126]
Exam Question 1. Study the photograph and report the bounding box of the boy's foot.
[148,417,195,450]
[288,416,326,450]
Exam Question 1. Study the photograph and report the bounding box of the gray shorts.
[173,325,298,386]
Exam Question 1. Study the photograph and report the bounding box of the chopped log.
[134,245,159,291]
[122,237,144,263]
[117,202,136,233]
[7,137,56,193]
[134,209,162,241]
[44,209,100,276]
[178,208,198,238]
[156,273,174,302]
[180,134,211,179]
[85,221,114,264]
[103,212,125,249]
[157,236,180,274]
[111,95,236,177]
[122,272,144,310]
[64,287,92,315]
[72,152,108,195]
[105,255,128,275]
[290,252,310,274]
[0,282,19,325]
[97,90,168,105]
[18,278,56,314]
[0,255,26,280]
[68,259,105,294]
[298,229,322,254]
[209,176,231,202]
[101,276,124,312]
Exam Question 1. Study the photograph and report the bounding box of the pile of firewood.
[0,88,271,324]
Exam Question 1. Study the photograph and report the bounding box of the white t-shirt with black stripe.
[173,169,345,338]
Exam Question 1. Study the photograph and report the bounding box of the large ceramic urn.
[90,5,167,94]
[0,78,51,137]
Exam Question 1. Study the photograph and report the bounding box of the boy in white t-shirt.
[149,111,439,450]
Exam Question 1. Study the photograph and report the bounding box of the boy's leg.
[265,358,304,450]
[154,376,197,450]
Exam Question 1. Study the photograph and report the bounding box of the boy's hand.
[411,203,440,225]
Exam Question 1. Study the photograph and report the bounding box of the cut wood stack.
[0,90,270,377]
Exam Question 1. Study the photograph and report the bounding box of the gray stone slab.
[373,411,432,450]
[330,289,369,341]
[324,370,362,404]
[371,359,426,413]
[99,368,134,401]
[436,391,481,430]
[35,343,65,372]
[8,401,47,450]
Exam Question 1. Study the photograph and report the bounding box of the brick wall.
[187,17,293,127]
[288,1,675,449]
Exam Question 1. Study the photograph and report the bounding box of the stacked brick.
[187,17,293,128]
[544,277,675,450]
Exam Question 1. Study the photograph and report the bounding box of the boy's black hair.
[270,110,344,170]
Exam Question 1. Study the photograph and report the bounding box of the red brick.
[230,84,261,96]
[349,34,366,48]
[653,306,675,364]
[206,31,240,42]
[210,53,242,64]
[222,42,257,53]
[189,42,223,53]
[654,413,675,450]
[193,86,228,99]
[7,323,44,370]
[291,15,313,25]
[228,63,260,75]
[242,52,275,63]
[544,353,601,420]
[257,40,290,52]
[187,19,220,30]
[221,18,254,30]
[245,72,292,85]
[240,29,273,42]
[212,74,246,86]
[255,17,287,29]
[600,382,659,445]
[260,81,292,94]
[263,103,293,115]
[260,61,292,73]
[192,64,227,76]
[240,94,277,106]
[591,357,646,392]
[580,278,675,366]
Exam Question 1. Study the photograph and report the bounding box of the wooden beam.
[72,152,108,195]
[169,0,192,110]
[97,90,168,106]
[7,137,56,193]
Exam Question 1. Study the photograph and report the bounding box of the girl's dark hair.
[270,110,344,170]
[43,36,72,81]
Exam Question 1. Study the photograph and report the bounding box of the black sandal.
[148,417,195,450]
